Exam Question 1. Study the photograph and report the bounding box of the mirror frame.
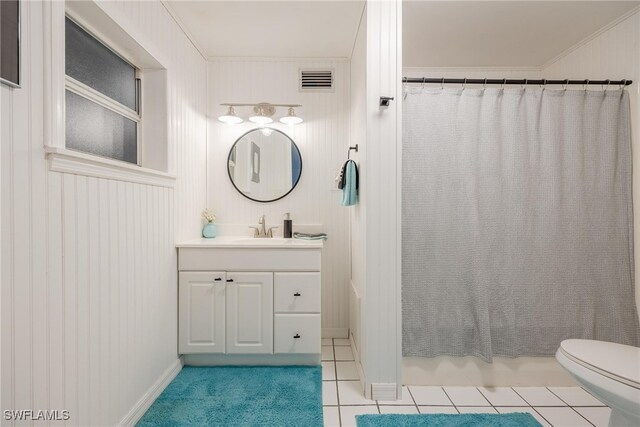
[227,127,303,203]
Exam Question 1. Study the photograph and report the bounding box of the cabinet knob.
[293,292,301,297]
[293,334,301,339]
[226,278,234,282]
[214,278,222,281]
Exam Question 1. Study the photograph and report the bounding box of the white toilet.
[556,339,640,427]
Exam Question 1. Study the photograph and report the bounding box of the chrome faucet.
[249,215,278,238]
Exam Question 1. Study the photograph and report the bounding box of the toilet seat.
[559,339,640,390]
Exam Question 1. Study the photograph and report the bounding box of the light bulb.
[279,107,303,125]
[249,104,274,125]
[249,115,273,125]
[218,106,243,124]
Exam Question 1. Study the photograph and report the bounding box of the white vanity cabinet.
[177,237,323,364]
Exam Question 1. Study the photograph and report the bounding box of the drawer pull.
[226,279,234,282]
[293,292,301,297]
[214,278,222,281]
[293,334,301,339]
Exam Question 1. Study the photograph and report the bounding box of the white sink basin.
[230,238,292,244]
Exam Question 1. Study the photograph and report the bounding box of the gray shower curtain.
[402,87,640,361]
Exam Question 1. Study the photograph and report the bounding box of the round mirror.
[227,128,302,203]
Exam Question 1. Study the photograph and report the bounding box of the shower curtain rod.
[402,77,633,86]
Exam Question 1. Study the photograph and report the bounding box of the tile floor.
[320,339,610,427]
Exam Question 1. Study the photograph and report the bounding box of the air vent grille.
[300,69,333,91]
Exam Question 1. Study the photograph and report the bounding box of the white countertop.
[176,236,324,249]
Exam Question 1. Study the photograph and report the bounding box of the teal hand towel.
[341,160,358,206]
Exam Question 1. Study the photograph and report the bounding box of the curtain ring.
[620,79,627,90]
[584,79,589,91]
[483,78,487,90]
[502,78,507,90]
[441,77,445,90]
[463,78,467,90]
[421,77,426,90]
[541,79,547,90]
[521,79,527,90]
[605,79,611,91]
[563,79,569,91]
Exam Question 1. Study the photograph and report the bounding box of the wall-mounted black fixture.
[380,96,395,108]
[348,144,359,159]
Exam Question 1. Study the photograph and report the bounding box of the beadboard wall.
[207,59,351,336]
[542,9,640,314]
[349,5,367,359]
[1,1,206,425]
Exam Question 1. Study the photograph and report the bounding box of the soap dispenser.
[283,213,293,238]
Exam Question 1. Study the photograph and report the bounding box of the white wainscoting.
[1,1,207,425]
[207,59,351,336]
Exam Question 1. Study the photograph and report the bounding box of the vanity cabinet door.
[226,272,274,354]
[179,271,226,354]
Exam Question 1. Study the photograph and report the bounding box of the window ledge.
[46,147,176,188]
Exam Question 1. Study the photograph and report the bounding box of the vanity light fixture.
[249,103,275,125]
[219,103,303,126]
[218,106,243,124]
[279,107,303,125]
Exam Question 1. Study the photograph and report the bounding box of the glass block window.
[65,17,140,164]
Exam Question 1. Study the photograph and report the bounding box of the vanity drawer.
[274,272,321,313]
[274,314,321,354]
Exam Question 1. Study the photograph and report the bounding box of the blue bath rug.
[356,413,542,427]
[137,365,322,426]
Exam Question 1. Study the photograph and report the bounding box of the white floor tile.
[338,380,374,405]
[534,406,592,427]
[323,381,338,406]
[336,361,359,380]
[379,405,419,414]
[321,338,333,346]
[334,338,351,346]
[334,346,354,361]
[478,387,528,406]
[456,406,498,414]
[496,407,551,427]
[409,386,453,406]
[418,406,459,414]
[443,387,491,406]
[323,406,340,427]
[547,387,604,406]
[322,362,336,381]
[513,387,567,406]
[322,346,335,361]
[574,407,612,427]
[339,406,379,427]
[378,386,415,406]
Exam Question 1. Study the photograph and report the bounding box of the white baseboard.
[118,358,183,427]
[371,383,398,401]
[322,328,349,338]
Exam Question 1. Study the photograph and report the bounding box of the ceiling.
[165,0,366,58]
[165,1,639,65]
[404,1,640,68]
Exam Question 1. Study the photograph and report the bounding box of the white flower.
[202,208,216,223]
